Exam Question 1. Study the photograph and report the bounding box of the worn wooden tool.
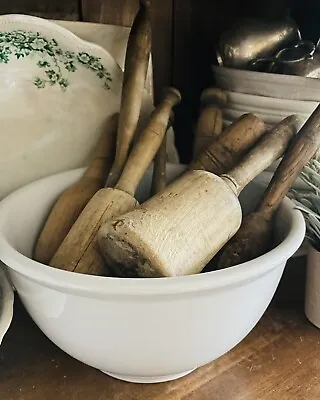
[98,115,298,278]
[190,113,266,174]
[107,0,152,187]
[150,112,266,200]
[217,109,320,269]
[50,87,181,276]
[193,88,227,159]
[150,112,174,196]
[33,113,118,265]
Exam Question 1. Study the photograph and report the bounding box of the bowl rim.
[0,168,306,297]
[223,108,310,124]
[223,105,310,119]
[211,64,320,102]
[0,265,14,344]
[212,64,320,86]
[223,90,319,110]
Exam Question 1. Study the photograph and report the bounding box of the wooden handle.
[82,113,118,182]
[196,88,227,143]
[222,115,300,196]
[195,105,223,139]
[115,87,181,196]
[190,113,266,175]
[150,137,167,194]
[257,105,320,220]
[193,105,224,159]
[106,1,152,187]
[199,87,227,107]
[50,188,138,276]
[150,112,173,196]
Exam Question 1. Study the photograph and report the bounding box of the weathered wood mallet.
[50,87,181,276]
[98,115,299,278]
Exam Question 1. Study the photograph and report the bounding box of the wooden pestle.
[190,113,266,175]
[217,110,320,269]
[50,87,181,276]
[107,0,152,187]
[97,115,297,278]
[33,113,118,265]
[150,112,174,196]
[192,88,227,159]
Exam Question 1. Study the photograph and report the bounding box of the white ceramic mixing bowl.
[0,165,305,383]
[0,265,14,345]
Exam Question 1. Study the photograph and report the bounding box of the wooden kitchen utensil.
[98,115,298,278]
[107,0,152,187]
[150,112,266,198]
[192,88,227,159]
[190,113,266,174]
[33,113,118,265]
[217,109,320,269]
[50,87,181,275]
[150,112,174,196]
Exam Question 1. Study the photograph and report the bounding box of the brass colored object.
[216,17,301,70]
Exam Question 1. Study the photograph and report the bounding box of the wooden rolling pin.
[190,113,266,174]
[98,115,298,278]
[33,113,118,265]
[217,110,319,269]
[107,0,152,187]
[192,88,227,159]
[50,87,181,276]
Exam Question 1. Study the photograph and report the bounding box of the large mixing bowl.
[0,165,305,383]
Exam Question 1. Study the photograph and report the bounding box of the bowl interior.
[0,165,305,296]
[2,164,187,263]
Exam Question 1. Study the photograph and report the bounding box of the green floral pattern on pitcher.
[0,30,113,91]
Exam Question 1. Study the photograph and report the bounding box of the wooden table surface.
[1,256,320,400]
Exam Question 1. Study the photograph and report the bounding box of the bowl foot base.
[101,369,196,383]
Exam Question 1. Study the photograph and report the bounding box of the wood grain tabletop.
[1,256,320,400]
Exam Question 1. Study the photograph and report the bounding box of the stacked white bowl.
[211,65,320,131]
[210,65,316,257]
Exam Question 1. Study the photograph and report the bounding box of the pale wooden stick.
[106,0,152,188]
[193,88,227,159]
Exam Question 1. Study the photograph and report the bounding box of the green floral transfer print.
[0,30,113,91]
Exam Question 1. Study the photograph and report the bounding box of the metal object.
[250,40,320,78]
[216,17,301,70]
